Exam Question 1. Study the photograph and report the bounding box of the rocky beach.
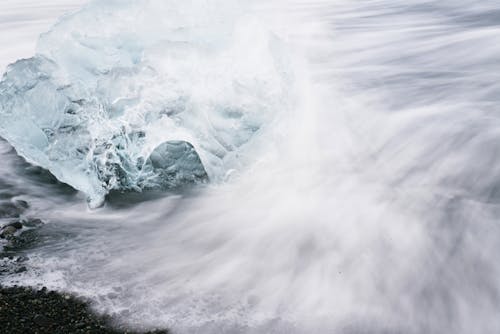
[0,285,168,334]
[0,183,169,334]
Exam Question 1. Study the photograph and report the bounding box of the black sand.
[0,285,169,334]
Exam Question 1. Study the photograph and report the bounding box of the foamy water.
[2,1,500,333]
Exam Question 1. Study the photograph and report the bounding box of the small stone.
[6,221,23,229]
[0,226,17,238]
[33,314,51,327]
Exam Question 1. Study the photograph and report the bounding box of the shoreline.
[0,285,169,334]
[0,199,170,334]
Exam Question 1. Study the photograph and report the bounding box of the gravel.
[0,285,169,334]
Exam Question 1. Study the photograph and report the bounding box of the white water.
[2,1,500,333]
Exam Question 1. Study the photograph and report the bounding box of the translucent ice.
[0,0,293,206]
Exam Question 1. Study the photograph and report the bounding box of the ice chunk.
[0,0,293,205]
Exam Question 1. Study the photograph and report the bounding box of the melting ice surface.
[0,0,292,206]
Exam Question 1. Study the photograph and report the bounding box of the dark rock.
[0,226,17,239]
[6,221,23,230]
[3,229,39,251]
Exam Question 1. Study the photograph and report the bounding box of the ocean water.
[1,1,500,333]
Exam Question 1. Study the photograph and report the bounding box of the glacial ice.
[0,0,292,206]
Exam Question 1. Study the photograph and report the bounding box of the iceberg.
[0,0,293,206]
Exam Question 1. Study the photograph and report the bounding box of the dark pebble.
[0,226,17,239]
[33,314,51,327]
[6,221,23,229]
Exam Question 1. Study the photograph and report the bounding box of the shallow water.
[2,1,500,333]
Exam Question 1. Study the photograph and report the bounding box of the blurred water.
[2,1,500,333]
